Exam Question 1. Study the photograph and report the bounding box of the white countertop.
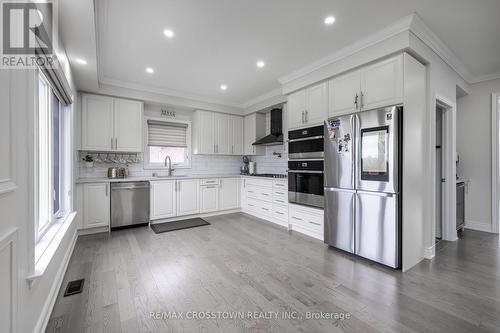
[76,174,287,184]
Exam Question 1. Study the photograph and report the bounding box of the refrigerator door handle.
[356,189,396,197]
[350,114,357,189]
[324,187,355,193]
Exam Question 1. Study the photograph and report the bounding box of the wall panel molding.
[0,228,18,333]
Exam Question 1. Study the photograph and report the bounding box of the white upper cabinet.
[114,98,143,152]
[176,179,200,216]
[193,110,215,154]
[82,94,114,151]
[219,178,240,210]
[287,82,328,130]
[193,110,244,155]
[82,183,110,228]
[81,93,143,152]
[329,54,403,117]
[214,112,230,155]
[305,82,329,125]
[150,180,176,220]
[287,89,306,130]
[360,55,403,111]
[243,113,265,155]
[231,115,244,155]
[329,70,361,117]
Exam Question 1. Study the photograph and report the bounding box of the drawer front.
[273,205,288,221]
[201,178,219,185]
[273,180,288,190]
[272,188,288,197]
[246,197,272,217]
[289,210,323,234]
[273,196,288,206]
[246,185,272,202]
[244,177,272,188]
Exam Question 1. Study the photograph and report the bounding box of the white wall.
[457,78,500,232]
[0,13,78,333]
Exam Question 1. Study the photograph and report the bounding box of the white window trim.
[143,116,192,170]
[33,70,74,269]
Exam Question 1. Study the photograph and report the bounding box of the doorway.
[434,96,457,242]
[435,106,444,240]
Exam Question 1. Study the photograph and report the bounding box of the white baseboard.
[35,229,78,333]
[424,244,436,259]
[78,226,109,235]
[465,220,492,233]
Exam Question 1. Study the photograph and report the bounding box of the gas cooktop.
[248,173,287,178]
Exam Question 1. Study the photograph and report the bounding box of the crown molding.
[408,13,472,83]
[469,72,500,84]
[278,14,415,85]
[100,76,243,109]
[241,87,284,109]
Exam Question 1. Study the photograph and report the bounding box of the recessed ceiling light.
[145,67,154,74]
[324,16,336,25]
[220,84,227,91]
[75,58,87,65]
[163,29,174,38]
[256,60,265,68]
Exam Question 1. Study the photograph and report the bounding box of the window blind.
[147,120,188,147]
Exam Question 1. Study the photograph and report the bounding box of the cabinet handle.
[292,216,302,221]
[301,111,305,123]
[276,211,284,215]
[206,186,217,189]
[309,221,320,226]
[262,207,269,211]
[275,191,285,195]
[111,138,113,150]
[115,138,118,149]
[105,183,108,196]
[261,193,269,196]
[354,94,359,109]
[275,199,285,203]
[248,203,255,207]
[305,110,308,123]
[247,190,254,193]
[360,91,364,109]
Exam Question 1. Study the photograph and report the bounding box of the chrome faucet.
[164,155,174,176]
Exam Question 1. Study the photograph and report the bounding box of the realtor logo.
[1,1,55,68]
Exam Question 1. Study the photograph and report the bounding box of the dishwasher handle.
[112,185,149,190]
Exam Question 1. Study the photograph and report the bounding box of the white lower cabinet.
[176,179,200,216]
[289,204,324,241]
[82,183,110,229]
[219,178,240,210]
[150,180,177,220]
[200,184,219,213]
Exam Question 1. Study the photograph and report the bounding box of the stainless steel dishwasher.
[111,181,150,230]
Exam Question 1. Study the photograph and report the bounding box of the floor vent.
[63,279,85,297]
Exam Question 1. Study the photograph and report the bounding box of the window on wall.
[144,119,191,169]
[36,72,68,244]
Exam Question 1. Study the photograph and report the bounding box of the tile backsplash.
[77,148,287,178]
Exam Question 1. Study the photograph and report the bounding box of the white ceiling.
[64,0,500,107]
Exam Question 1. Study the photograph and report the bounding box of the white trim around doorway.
[492,93,500,234]
[434,94,457,242]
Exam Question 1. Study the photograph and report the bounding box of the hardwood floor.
[46,213,500,333]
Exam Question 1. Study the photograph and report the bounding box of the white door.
[329,70,361,117]
[81,94,114,150]
[150,181,176,219]
[200,185,219,213]
[215,113,230,154]
[177,179,200,216]
[287,89,306,129]
[361,55,403,110]
[305,82,328,125]
[231,115,244,155]
[83,183,110,228]
[194,111,215,154]
[114,98,143,152]
[219,178,240,210]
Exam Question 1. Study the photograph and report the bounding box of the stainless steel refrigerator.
[324,105,402,268]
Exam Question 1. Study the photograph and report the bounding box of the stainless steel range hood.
[252,108,283,146]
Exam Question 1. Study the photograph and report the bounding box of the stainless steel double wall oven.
[288,125,324,208]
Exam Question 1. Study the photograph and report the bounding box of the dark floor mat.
[150,218,210,234]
